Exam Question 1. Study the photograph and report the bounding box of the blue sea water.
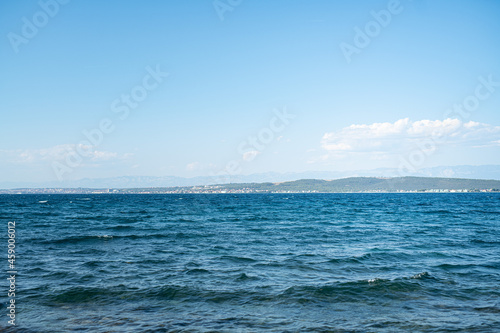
[1,193,499,332]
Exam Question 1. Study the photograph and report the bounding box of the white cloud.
[321,118,500,155]
[407,118,462,136]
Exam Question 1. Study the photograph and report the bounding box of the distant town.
[1,177,499,194]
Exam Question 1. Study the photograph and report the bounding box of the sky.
[1,0,500,183]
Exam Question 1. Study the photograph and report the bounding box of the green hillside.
[217,177,500,193]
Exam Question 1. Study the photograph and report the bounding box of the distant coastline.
[2,176,499,194]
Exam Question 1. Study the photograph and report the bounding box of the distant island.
[2,177,500,194]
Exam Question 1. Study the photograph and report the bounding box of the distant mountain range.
[2,176,500,194]
[2,165,500,189]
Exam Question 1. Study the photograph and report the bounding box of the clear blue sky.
[1,0,500,182]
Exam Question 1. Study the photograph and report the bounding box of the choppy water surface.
[1,193,499,332]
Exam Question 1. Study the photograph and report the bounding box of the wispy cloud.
[186,162,201,171]
[321,118,500,156]
[242,150,260,162]
[0,144,129,165]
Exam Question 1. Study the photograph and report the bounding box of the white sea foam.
[411,272,430,279]
[98,235,113,239]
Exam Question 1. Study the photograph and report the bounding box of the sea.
[1,193,499,332]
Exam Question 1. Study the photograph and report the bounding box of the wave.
[235,273,260,281]
[472,209,500,214]
[280,274,432,304]
[32,212,59,217]
[219,255,258,263]
[109,225,135,231]
[423,209,454,214]
[46,285,138,304]
[474,306,500,313]
[434,263,499,271]
[43,233,178,244]
[33,272,435,306]
[185,268,210,275]
[470,238,500,245]
[324,252,410,265]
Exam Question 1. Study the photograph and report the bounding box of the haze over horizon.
[2,0,500,184]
